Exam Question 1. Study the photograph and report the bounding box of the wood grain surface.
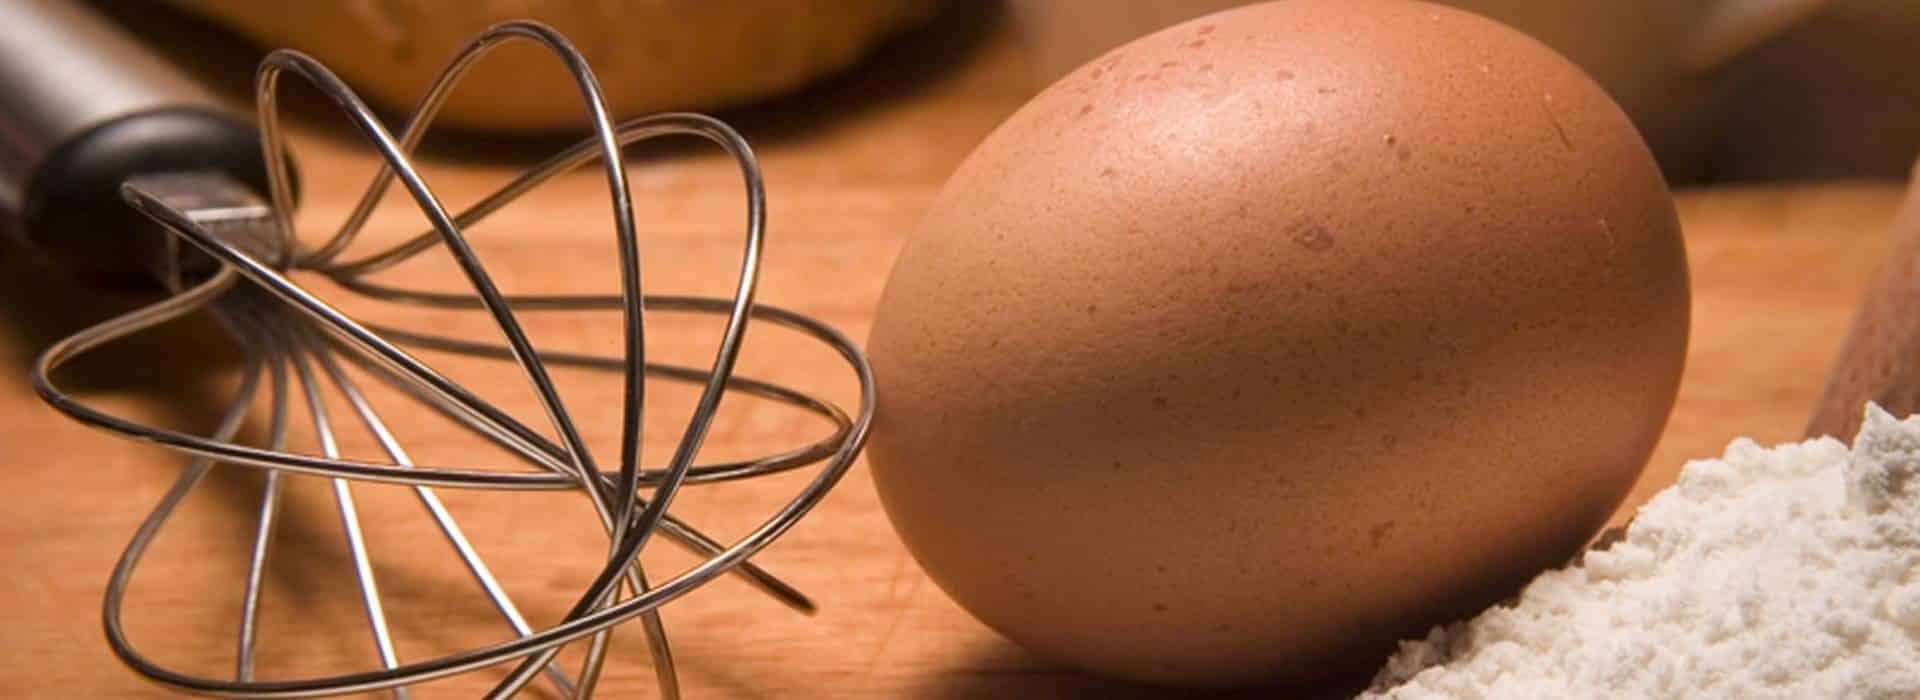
[0,6,1909,698]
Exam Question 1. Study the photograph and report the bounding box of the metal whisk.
[6,2,870,697]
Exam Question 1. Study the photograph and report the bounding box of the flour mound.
[1361,404,1920,699]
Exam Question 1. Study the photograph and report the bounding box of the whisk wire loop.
[32,18,871,699]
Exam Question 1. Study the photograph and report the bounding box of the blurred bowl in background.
[163,0,943,133]
[1717,0,1920,180]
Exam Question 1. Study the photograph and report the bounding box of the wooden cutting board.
[0,6,1906,698]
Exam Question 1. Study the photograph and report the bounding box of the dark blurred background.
[94,0,1920,184]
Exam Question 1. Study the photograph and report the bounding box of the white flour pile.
[1361,404,1920,699]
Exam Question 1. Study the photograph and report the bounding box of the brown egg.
[867,0,1689,688]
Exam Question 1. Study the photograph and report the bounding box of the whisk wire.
[35,17,872,699]
[75,283,870,696]
[279,321,411,700]
[303,320,578,696]
[234,306,290,684]
[333,330,824,611]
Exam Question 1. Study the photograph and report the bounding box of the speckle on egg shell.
[866,0,1688,689]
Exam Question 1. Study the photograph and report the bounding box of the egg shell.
[867,0,1689,687]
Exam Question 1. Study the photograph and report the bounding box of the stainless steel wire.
[31,18,871,699]
[233,305,288,686]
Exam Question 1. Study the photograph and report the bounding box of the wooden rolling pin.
[1808,161,1920,439]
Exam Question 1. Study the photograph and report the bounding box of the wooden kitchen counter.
[0,5,1908,697]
